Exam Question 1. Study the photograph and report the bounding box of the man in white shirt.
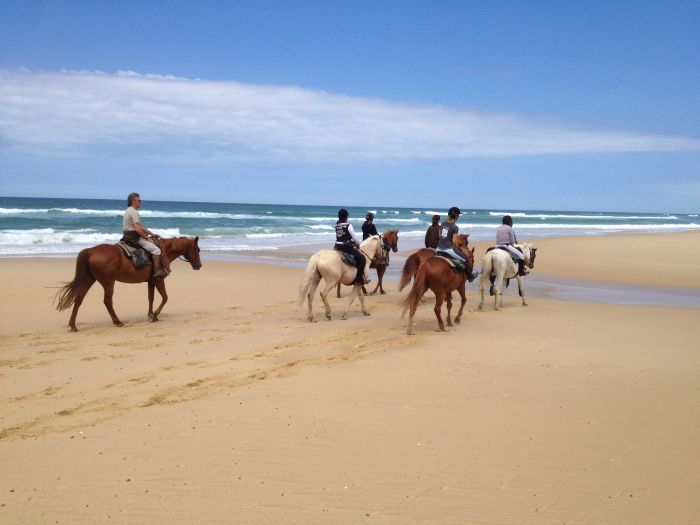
[123,192,169,278]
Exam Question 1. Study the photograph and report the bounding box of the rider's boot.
[468,269,480,282]
[518,259,529,276]
[355,270,370,286]
[152,255,169,279]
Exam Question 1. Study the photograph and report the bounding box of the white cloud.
[1,69,699,162]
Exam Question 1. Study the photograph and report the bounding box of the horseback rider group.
[121,194,525,284]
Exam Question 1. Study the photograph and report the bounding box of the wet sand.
[1,231,699,524]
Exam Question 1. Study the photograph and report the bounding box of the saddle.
[486,246,520,264]
[435,251,466,272]
[340,252,357,267]
[116,241,152,269]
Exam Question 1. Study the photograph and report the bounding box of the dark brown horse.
[55,237,202,331]
[400,234,474,335]
[398,234,470,291]
[336,229,399,297]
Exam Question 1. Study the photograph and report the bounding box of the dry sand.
[1,231,699,524]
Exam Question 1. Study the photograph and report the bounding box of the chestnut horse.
[336,229,400,297]
[400,234,474,335]
[55,237,202,331]
[398,234,470,291]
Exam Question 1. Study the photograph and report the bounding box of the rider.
[436,207,478,282]
[334,208,369,286]
[122,192,169,279]
[362,212,379,240]
[496,214,528,276]
[424,214,440,249]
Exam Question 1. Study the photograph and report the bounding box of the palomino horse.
[477,243,537,311]
[397,234,471,291]
[336,229,400,297]
[55,237,202,331]
[400,235,474,335]
[299,235,385,322]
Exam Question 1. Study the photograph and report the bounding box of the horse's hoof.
[363,311,371,317]
[341,315,347,320]
[150,316,159,322]
[325,314,332,320]
[522,303,528,307]
[380,290,386,295]
[69,327,78,332]
[454,317,461,324]
[115,322,124,327]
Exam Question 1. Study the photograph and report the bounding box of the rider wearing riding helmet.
[496,214,528,276]
[334,208,369,286]
[436,207,478,282]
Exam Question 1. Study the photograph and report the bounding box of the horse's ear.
[470,247,475,254]
[195,236,199,243]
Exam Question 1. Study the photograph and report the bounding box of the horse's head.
[167,236,202,270]
[454,234,475,269]
[382,229,399,253]
[517,242,536,269]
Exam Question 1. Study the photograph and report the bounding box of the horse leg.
[319,280,337,320]
[147,280,156,321]
[358,284,370,317]
[341,285,359,320]
[369,266,383,295]
[434,291,446,332]
[336,283,342,299]
[152,279,169,320]
[517,276,527,306]
[494,274,505,311]
[445,292,453,327]
[99,279,123,327]
[306,275,322,322]
[68,277,96,332]
[455,284,467,323]
[478,273,486,311]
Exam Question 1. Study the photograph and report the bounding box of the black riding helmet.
[502,215,513,226]
[448,207,461,219]
[338,208,349,221]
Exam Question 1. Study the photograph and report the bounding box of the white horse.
[298,235,385,322]
[478,243,537,311]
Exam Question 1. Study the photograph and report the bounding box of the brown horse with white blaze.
[400,234,474,335]
[55,237,202,331]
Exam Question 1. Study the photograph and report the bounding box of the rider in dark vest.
[334,208,369,286]
[436,206,478,281]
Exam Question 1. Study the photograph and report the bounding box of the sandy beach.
[1,231,699,524]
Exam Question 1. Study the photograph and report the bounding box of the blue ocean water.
[0,196,698,258]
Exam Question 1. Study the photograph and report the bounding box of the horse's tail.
[480,251,494,293]
[298,254,320,305]
[54,249,93,311]
[400,261,430,317]
[398,251,422,291]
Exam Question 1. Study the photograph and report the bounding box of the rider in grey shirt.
[496,215,528,275]
[436,207,478,281]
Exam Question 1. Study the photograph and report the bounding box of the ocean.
[1,196,698,259]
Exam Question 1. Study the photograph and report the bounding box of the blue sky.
[1,1,698,212]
